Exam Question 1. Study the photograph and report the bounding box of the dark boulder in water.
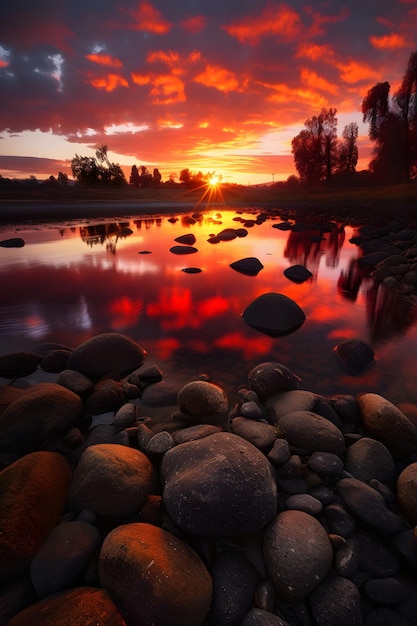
[169,245,198,254]
[0,238,25,248]
[230,257,264,276]
[242,292,306,336]
[283,264,313,283]
[175,233,196,245]
[334,338,374,375]
[181,267,202,273]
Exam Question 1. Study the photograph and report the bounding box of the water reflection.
[1,209,417,406]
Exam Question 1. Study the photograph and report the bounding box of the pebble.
[3,331,417,625]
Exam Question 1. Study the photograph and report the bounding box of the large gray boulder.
[161,432,277,536]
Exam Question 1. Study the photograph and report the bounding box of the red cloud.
[181,15,207,34]
[0,59,9,68]
[223,3,302,45]
[86,53,123,68]
[194,64,240,92]
[370,33,406,49]
[124,1,172,34]
[90,74,129,91]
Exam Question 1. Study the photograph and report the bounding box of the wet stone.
[145,431,175,455]
[230,417,276,449]
[267,438,291,466]
[248,362,301,398]
[285,494,322,516]
[308,451,344,476]
[243,293,306,337]
[323,503,356,538]
[364,577,406,606]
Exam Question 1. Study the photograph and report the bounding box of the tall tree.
[336,123,359,174]
[71,146,126,187]
[292,108,338,185]
[394,49,417,181]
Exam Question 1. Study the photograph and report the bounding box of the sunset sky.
[0,1,416,186]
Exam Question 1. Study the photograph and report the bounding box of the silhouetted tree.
[336,123,359,174]
[292,108,338,185]
[138,165,152,187]
[179,168,191,185]
[57,171,68,186]
[362,49,417,183]
[130,164,141,187]
[71,146,126,187]
[153,168,162,187]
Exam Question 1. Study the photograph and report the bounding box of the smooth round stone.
[364,577,406,606]
[366,608,415,626]
[283,264,313,283]
[344,437,395,483]
[0,237,25,248]
[264,390,319,423]
[140,380,182,406]
[57,369,94,398]
[113,402,137,429]
[0,452,71,582]
[240,400,264,419]
[6,587,126,625]
[66,332,146,379]
[217,228,238,241]
[397,462,417,525]
[334,338,375,375]
[335,538,361,577]
[30,521,100,597]
[182,267,202,273]
[230,257,264,276]
[0,352,42,378]
[67,443,157,517]
[145,431,174,455]
[175,233,196,245]
[242,293,306,337]
[277,410,345,457]
[127,364,163,384]
[98,523,212,626]
[169,245,198,254]
[0,385,25,416]
[263,510,333,602]
[254,580,276,613]
[267,438,291,466]
[323,503,356,538]
[308,451,344,476]
[161,432,277,536]
[357,393,417,459]
[390,529,417,571]
[210,550,259,625]
[337,478,404,534]
[327,394,360,424]
[310,575,363,625]
[177,380,229,421]
[230,417,276,449]
[285,494,322,516]
[171,424,222,445]
[40,349,71,373]
[357,532,400,577]
[0,382,82,453]
[84,379,126,414]
[248,362,301,398]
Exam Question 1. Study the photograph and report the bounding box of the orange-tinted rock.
[0,382,83,453]
[6,587,126,626]
[98,522,212,626]
[357,393,417,458]
[0,386,25,416]
[0,451,71,581]
[397,462,417,525]
[67,443,157,517]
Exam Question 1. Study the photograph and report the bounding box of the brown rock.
[0,386,25,416]
[397,463,417,525]
[0,382,83,453]
[6,587,126,625]
[0,451,71,581]
[67,443,157,517]
[98,522,212,626]
[357,393,417,458]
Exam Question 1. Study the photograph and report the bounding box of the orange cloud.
[131,73,151,85]
[149,74,186,104]
[146,49,202,76]
[181,15,207,33]
[296,42,336,63]
[125,1,171,34]
[300,68,338,94]
[337,60,380,84]
[194,64,240,92]
[304,5,350,38]
[86,53,123,68]
[370,33,406,49]
[90,74,129,91]
[223,3,301,45]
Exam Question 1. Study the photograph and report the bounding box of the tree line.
[291,48,417,186]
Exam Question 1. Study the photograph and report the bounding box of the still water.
[1,207,417,407]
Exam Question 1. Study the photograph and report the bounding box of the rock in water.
[98,522,212,626]
[242,293,306,336]
[283,264,313,283]
[334,339,375,375]
[230,257,264,276]
[66,332,146,379]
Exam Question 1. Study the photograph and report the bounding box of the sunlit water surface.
[1,207,417,408]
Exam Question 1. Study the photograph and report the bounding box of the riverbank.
[1,183,417,225]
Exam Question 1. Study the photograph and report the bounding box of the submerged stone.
[283,264,313,283]
[334,338,375,375]
[169,245,198,254]
[230,257,264,276]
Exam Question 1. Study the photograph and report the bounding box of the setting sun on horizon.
[0,1,416,185]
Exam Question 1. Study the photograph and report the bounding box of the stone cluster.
[1,333,417,625]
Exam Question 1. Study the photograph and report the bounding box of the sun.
[208,176,219,187]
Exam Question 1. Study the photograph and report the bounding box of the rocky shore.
[1,332,417,625]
